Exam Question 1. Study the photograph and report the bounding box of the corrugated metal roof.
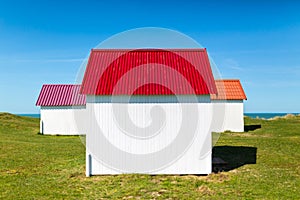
[80,49,217,95]
[211,80,247,100]
[36,84,86,106]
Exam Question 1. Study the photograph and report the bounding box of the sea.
[17,114,40,118]
[16,113,299,119]
[244,113,299,119]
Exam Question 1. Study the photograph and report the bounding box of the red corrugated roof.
[80,49,217,95]
[211,80,247,100]
[36,84,86,106]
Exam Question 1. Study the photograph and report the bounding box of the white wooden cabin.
[211,80,247,132]
[80,49,218,176]
[36,85,86,135]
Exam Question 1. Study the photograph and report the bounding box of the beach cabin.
[211,80,247,132]
[36,84,86,135]
[80,49,218,175]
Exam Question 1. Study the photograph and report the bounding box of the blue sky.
[0,0,299,113]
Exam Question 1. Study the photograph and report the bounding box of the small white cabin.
[211,80,247,132]
[36,85,86,135]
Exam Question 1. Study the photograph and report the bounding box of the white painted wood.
[211,100,244,132]
[86,103,213,175]
[40,106,86,135]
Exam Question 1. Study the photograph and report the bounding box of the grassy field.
[0,113,299,199]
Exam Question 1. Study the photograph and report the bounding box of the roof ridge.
[91,48,206,52]
[215,79,241,83]
[215,79,240,81]
[42,84,81,86]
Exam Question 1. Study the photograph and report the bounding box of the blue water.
[16,113,298,119]
[244,113,299,119]
[17,114,40,118]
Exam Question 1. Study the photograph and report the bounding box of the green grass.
[0,113,299,199]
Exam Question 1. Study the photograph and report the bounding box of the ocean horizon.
[244,113,299,119]
[16,113,300,119]
[17,114,41,118]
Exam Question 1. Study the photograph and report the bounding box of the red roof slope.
[36,85,86,106]
[211,80,247,100]
[80,49,217,95]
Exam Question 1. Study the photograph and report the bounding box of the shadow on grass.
[244,124,261,132]
[212,146,257,172]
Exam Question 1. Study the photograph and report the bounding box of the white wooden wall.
[40,106,86,135]
[85,103,214,176]
[211,100,244,132]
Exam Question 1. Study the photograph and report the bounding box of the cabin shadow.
[244,124,261,132]
[212,146,257,172]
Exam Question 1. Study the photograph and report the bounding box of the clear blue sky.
[0,0,299,113]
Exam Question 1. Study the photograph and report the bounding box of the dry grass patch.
[196,185,215,195]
